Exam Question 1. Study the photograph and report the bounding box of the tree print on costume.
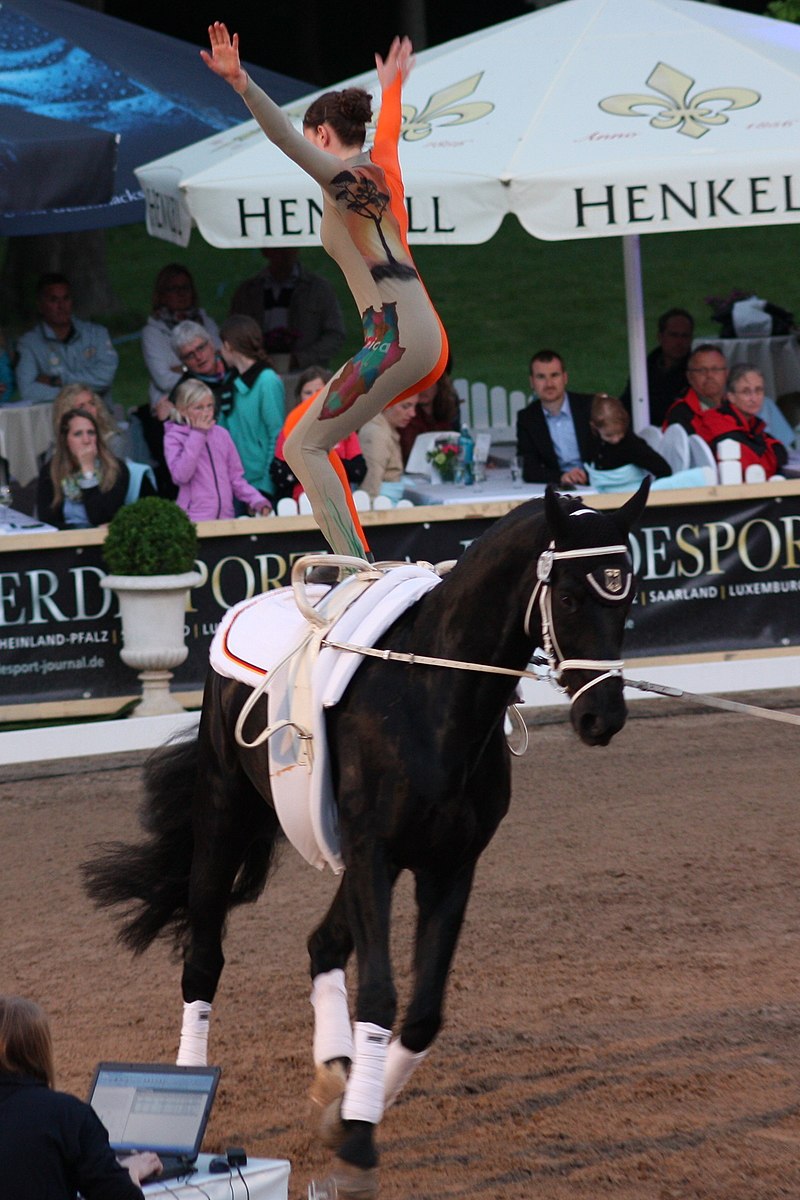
[332,167,418,282]
[320,303,405,421]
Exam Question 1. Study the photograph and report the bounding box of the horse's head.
[533,478,650,746]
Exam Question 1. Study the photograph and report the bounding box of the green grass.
[9,216,800,410]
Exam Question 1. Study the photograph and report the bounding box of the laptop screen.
[88,1062,221,1158]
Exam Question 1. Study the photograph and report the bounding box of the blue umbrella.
[0,0,308,236]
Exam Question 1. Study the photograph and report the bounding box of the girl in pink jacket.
[164,379,272,522]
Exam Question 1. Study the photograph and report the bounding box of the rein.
[315,540,634,707]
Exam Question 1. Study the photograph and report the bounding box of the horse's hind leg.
[179,677,279,1064]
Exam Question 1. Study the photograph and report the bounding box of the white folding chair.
[275,496,299,516]
[298,493,313,514]
[688,433,718,482]
[372,494,393,510]
[638,424,662,452]
[744,463,767,483]
[660,423,690,472]
[352,489,370,511]
[395,497,414,508]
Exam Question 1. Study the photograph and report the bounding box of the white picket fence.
[453,379,527,446]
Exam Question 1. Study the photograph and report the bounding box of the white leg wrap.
[177,1000,212,1066]
[340,1022,391,1125]
[383,1038,430,1108]
[311,969,354,1066]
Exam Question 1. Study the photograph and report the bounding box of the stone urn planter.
[100,572,202,716]
[101,497,200,718]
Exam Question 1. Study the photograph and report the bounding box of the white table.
[0,402,54,486]
[403,467,547,506]
[697,335,800,398]
[143,1154,290,1199]
[0,506,56,534]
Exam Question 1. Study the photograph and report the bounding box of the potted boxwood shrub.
[101,497,202,717]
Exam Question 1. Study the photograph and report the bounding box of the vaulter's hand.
[375,35,414,90]
[201,22,247,94]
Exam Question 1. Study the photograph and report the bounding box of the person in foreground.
[37,409,154,529]
[0,996,160,1199]
[202,23,448,559]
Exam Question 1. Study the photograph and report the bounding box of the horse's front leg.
[309,845,395,1199]
[384,859,477,1107]
[307,878,355,1117]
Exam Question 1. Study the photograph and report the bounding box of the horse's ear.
[543,485,571,544]
[613,475,651,535]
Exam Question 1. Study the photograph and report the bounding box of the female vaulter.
[202,24,448,559]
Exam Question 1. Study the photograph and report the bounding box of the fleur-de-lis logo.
[599,62,760,139]
[288,75,494,144]
[396,73,494,141]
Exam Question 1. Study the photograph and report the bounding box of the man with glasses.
[662,344,728,435]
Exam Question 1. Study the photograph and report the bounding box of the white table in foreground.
[142,1154,290,1199]
[403,468,547,506]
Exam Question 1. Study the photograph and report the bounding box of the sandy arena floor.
[2,697,799,1199]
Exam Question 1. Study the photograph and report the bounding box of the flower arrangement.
[426,438,460,481]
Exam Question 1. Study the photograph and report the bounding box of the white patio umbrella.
[136,0,800,427]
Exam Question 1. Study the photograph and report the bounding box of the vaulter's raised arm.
[201,21,341,189]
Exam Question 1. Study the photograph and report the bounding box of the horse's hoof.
[309,1061,348,1150]
[307,1161,378,1199]
[317,1095,347,1150]
[310,1060,348,1108]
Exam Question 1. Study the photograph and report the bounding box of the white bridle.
[523,539,633,706]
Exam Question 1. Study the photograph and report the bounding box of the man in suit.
[516,349,594,485]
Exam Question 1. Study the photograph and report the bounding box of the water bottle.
[457,425,475,486]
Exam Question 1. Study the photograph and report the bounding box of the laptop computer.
[88,1062,221,1182]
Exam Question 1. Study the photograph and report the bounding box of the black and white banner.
[1,494,799,710]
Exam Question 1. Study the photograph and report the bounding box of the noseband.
[523,538,633,706]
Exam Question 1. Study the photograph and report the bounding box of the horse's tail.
[82,725,276,955]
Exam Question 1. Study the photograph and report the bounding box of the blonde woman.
[52,383,120,450]
[164,378,272,521]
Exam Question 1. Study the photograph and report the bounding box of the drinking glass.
[509,457,523,486]
[0,483,12,515]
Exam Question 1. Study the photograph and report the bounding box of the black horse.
[84,482,648,1199]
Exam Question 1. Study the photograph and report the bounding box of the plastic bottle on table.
[457,425,475,486]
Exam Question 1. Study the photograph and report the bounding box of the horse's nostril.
[577,707,624,745]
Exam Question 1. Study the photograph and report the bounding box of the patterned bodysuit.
[243,75,449,557]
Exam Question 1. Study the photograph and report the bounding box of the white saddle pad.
[210,564,442,873]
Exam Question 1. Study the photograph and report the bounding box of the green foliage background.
[7,216,800,410]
